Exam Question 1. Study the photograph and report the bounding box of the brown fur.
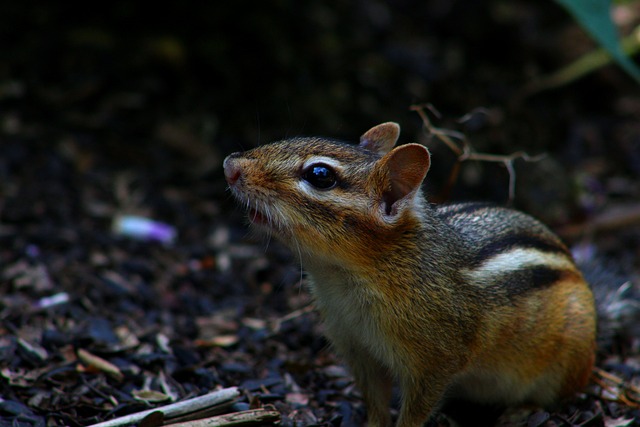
[223,123,597,427]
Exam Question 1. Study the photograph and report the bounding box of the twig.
[410,104,546,202]
[87,387,241,427]
[556,202,640,240]
[410,104,465,156]
[592,367,640,408]
[163,407,281,427]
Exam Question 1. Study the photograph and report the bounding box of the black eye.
[302,164,337,189]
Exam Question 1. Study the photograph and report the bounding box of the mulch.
[2,2,640,426]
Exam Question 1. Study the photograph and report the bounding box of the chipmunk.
[223,123,598,427]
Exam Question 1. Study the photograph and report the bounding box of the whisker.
[293,237,305,297]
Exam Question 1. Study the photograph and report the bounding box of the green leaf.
[555,0,640,83]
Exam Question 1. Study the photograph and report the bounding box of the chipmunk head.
[223,123,430,266]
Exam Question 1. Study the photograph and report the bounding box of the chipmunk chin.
[247,208,293,241]
[247,208,268,226]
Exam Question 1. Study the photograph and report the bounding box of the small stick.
[592,367,640,408]
[411,104,546,202]
[410,104,465,156]
[163,408,281,427]
[462,151,546,202]
[556,203,640,239]
[87,387,241,427]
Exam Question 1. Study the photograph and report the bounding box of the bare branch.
[592,367,640,408]
[411,104,546,202]
[556,203,640,240]
[410,104,465,156]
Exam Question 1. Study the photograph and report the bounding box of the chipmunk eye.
[302,163,337,190]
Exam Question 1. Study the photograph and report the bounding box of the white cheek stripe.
[295,181,371,213]
[468,248,574,282]
[297,180,321,198]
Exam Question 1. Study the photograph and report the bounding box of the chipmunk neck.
[299,202,470,293]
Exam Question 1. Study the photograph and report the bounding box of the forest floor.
[1,2,640,426]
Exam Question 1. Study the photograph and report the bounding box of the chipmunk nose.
[223,154,243,185]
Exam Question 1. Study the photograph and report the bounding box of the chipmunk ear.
[376,143,430,217]
[359,122,400,155]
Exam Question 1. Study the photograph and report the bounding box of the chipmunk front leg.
[339,346,393,427]
[395,373,448,427]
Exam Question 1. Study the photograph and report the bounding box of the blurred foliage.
[555,0,640,82]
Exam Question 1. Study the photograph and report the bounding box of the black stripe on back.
[495,266,566,299]
[491,266,579,301]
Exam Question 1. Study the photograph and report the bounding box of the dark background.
[3,1,639,217]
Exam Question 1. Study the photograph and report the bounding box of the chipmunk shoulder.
[223,123,597,427]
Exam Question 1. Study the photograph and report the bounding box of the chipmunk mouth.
[247,207,269,227]
[246,205,288,235]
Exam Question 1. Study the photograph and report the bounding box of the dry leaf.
[77,348,124,381]
[195,334,239,348]
[133,390,172,403]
